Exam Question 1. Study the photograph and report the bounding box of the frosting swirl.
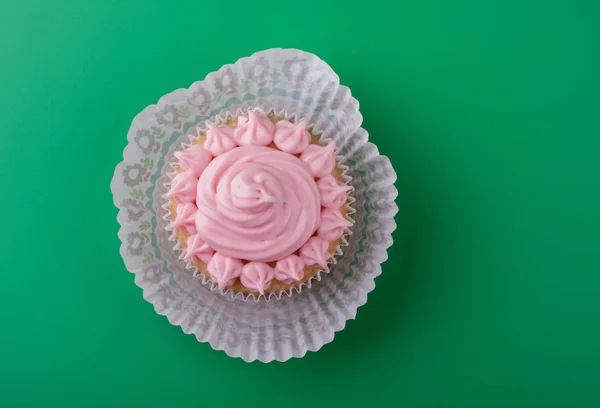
[166,171,197,203]
[300,143,336,178]
[169,202,198,234]
[195,145,321,262]
[174,144,212,177]
[204,124,237,156]
[240,262,275,294]
[207,253,243,291]
[317,208,352,241]
[317,175,352,209]
[273,119,310,154]
[274,254,305,284]
[299,236,331,268]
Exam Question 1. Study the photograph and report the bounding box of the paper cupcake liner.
[162,105,356,302]
[111,48,398,362]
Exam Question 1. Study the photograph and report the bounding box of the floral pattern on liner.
[111,48,397,363]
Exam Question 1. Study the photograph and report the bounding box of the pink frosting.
[184,234,214,264]
[174,144,212,177]
[317,175,352,209]
[318,208,352,241]
[274,254,305,284]
[237,108,268,125]
[204,124,237,156]
[233,109,275,146]
[169,108,353,291]
[207,253,243,291]
[166,171,197,203]
[195,145,320,262]
[240,262,275,294]
[300,143,336,178]
[169,202,198,234]
[273,119,310,154]
[299,236,331,268]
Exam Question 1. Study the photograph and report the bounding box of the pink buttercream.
[274,254,305,284]
[317,175,352,209]
[169,109,352,291]
[299,236,331,268]
[166,171,197,203]
[207,253,243,291]
[273,119,310,154]
[184,234,214,264]
[236,108,266,125]
[233,109,275,146]
[174,144,212,177]
[204,123,237,156]
[318,208,352,241]
[300,143,336,178]
[240,262,275,294]
[169,202,198,235]
[195,145,320,262]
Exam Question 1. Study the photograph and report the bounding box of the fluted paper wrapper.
[111,48,398,362]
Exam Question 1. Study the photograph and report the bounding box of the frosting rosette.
[195,145,321,262]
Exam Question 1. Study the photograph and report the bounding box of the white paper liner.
[111,48,398,362]
[162,106,355,302]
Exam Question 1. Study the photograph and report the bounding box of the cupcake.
[166,108,353,297]
[113,48,398,362]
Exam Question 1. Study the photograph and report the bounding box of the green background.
[1,0,599,406]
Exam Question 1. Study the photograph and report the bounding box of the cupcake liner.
[111,48,398,362]
[162,105,356,302]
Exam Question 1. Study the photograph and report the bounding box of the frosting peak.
[229,168,283,208]
[240,262,275,294]
[273,119,310,154]
[317,208,352,241]
[207,253,243,291]
[169,202,198,234]
[300,143,336,178]
[174,144,212,177]
[234,109,275,146]
[166,171,197,203]
[317,175,352,209]
[204,124,237,156]
[299,236,331,268]
[195,145,320,262]
[274,255,305,284]
[184,234,214,264]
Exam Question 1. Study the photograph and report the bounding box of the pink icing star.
[204,124,237,156]
[299,236,332,269]
[317,208,352,241]
[207,253,243,291]
[274,254,305,284]
[166,171,197,203]
[233,109,275,146]
[240,262,275,294]
[300,143,336,178]
[317,175,352,209]
[184,234,214,264]
[273,119,310,154]
[174,144,212,177]
[168,202,198,234]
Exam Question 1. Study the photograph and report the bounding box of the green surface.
[1,0,599,406]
